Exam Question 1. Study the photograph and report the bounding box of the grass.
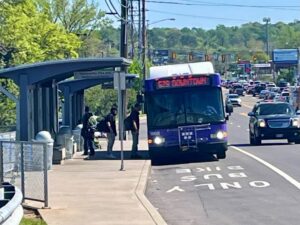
[20,217,47,225]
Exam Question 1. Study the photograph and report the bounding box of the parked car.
[248,102,300,145]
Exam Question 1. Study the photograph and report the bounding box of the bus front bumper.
[149,142,228,155]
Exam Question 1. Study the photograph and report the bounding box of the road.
[146,94,300,225]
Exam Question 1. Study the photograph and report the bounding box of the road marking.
[242,103,252,109]
[231,145,300,190]
[239,112,248,117]
[237,125,241,128]
[166,186,185,193]
[176,168,191,174]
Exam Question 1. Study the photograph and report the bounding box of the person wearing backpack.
[130,103,142,159]
[105,105,118,159]
[81,106,95,156]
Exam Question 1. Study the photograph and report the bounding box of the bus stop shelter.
[0,58,131,141]
[58,73,136,129]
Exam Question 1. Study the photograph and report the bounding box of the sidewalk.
[38,139,167,225]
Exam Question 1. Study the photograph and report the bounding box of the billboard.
[273,49,298,64]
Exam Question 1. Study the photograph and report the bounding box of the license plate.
[276,134,284,138]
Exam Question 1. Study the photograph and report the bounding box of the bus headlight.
[292,118,300,127]
[154,136,165,145]
[216,131,224,139]
[210,131,227,140]
[258,119,266,128]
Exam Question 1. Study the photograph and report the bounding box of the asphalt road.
[146,94,300,225]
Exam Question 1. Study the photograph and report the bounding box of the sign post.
[114,72,126,171]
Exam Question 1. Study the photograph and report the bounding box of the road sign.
[74,71,114,79]
[273,49,298,64]
[114,72,126,90]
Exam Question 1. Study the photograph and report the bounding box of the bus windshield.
[146,87,225,129]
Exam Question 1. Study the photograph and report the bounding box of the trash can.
[35,131,54,170]
[73,124,83,152]
[57,126,74,159]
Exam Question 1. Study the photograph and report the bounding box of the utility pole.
[129,0,134,58]
[138,0,141,60]
[298,47,300,85]
[142,0,146,82]
[263,17,270,59]
[120,0,128,58]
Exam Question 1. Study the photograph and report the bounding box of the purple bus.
[144,62,233,165]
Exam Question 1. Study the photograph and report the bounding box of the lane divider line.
[242,103,253,109]
[230,145,300,190]
[239,112,248,117]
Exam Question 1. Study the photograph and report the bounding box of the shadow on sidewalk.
[83,150,150,160]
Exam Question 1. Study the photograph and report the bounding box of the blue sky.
[101,0,300,30]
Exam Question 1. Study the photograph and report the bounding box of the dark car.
[248,102,300,145]
[252,83,266,97]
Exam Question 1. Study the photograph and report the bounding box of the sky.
[101,0,300,30]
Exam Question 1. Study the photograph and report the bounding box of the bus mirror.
[226,103,233,114]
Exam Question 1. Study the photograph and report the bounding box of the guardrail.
[0,183,23,225]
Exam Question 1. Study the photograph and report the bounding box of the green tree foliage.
[35,0,108,35]
[0,0,81,129]
[0,0,81,66]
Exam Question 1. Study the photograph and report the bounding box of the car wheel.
[216,151,226,159]
[288,139,294,144]
[293,139,300,144]
[254,137,262,145]
[249,132,255,145]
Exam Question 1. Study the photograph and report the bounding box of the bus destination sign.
[156,76,210,89]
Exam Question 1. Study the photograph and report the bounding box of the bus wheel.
[217,151,226,159]
[149,148,162,165]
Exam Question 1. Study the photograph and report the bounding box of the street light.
[263,17,271,58]
[147,18,176,26]
[141,18,176,83]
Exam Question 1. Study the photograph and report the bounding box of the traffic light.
[188,52,193,61]
[252,55,257,62]
[205,54,210,61]
[236,55,241,63]
[221,54,226,63]
[171,52,176,59]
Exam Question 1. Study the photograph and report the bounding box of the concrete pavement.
[38,139,167,225]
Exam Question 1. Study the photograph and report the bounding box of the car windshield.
[146,87,225,128]
[228,94,238,98]
[256,103,294,116]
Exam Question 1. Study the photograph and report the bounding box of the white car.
[226,94,242,106]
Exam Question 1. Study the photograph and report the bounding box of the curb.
[135,160,167,225]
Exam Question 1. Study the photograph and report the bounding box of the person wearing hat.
[81,106,95,156]
[105,105,118,158]
[130,103,142,159]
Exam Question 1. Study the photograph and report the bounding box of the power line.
[146,0,300,11]
[149,9,248,21]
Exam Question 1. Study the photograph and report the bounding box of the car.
[248,102,300,145]
[226,94,242,106]
[280,91,290,102]
[252,83,266,96]
[259,90,269,99]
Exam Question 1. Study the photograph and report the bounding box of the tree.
[0,0,81,66]
[0,0,81,129]
[36,0,108,37]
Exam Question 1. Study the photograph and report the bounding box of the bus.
[144,62,233,165]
